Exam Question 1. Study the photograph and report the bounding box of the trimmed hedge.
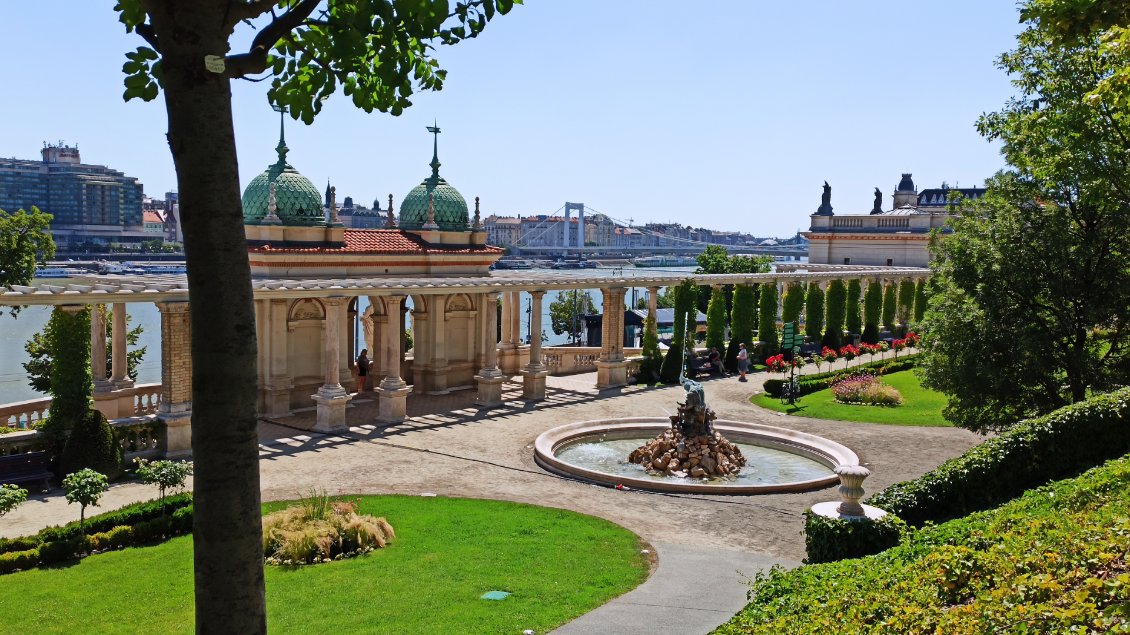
[762,356,918,398]
[867,387,1130,526]
[803,511,906,564]
[0,493,193,574]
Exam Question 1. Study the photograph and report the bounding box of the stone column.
[110,303,132,388]
[377,295,411,422]
[156,301,192,457]
[596,287,629,389]
[91,304,112,394]
[500,292,513,349]
[647,286,659,320]
[476,292,505,406]
[509,291,522,346]
[521,290,548,400]
[311,296,352,432]
[262,299,291,416]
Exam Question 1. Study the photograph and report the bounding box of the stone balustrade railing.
[0,383,162,431]
[0,429,52,456]
[540,347,643,376]
[0,414,167,461]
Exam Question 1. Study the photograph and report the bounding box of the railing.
[111,415,165,462]
[540,347,643,376]
[0,429,52,456]
[0,383,162,431]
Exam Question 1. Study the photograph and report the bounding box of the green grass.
[751,369,950,426]
[0,495,649,635]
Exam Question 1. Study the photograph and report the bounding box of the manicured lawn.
[0,495,649,635]
[751,370,950,426]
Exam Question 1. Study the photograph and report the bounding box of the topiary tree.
[896,279,915,335]
[705,286,727,353]
[60,409,122,480]
[725,284,756,370]
[638,314,662,384]
[882,282,897,332]
[912,278,928,324]
[805,283,825,341]
[0,484,28,518]
[757,282,779,358]
[781,282,805,325]
[39,306,93,446]
[845,278,862,337]
[135,459,193,507]
[823,279,847,349]
[660,280,698,383]
[862,280,883,344]
[62,468,109,534]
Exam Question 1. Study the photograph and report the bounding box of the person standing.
[356,348,371,393]
[736,343,749,382]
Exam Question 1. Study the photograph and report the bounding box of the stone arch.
[445,293,475,313]
[288,298,325,322]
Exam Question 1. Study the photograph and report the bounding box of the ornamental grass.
[262,494,394,566]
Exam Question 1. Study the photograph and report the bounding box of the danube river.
[0,266,699,405]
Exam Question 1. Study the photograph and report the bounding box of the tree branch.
[225,0,280,26]
[222,0,321,79]
[136,22,161,52]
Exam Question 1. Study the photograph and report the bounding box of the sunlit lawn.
[751,369,950,426]
[0,495,649,635]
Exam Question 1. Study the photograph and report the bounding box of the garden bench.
[0,451,53,492]
[686,355,724,378]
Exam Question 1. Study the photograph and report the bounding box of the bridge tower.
[563,202,584,253]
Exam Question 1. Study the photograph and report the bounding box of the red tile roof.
[143,211,164,223]
[248,229,504,255]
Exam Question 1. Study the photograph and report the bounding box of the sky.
[0,1,1024,238]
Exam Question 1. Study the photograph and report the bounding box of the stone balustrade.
[112,415,165,462]
[540,347,642,376]
[0,398,50,430]
[0,383,162,432]
[0,429,52,456]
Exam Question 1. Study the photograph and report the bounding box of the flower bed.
[830,373,902,406]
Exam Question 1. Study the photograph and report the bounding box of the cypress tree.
[845,278,862,336]
[781,282,805,325]
[897,278,915,334]
[913,278,928,324]
[42,306,93,445]
[823,279,846,349]
[705,287,727,353]
[862,280,882,344]
[804,283,825,341]
[725,284,756,369]
[659,280,698,383]
[882,282,897,332]
[61,409,123,479]
[638,314,662,384]
[757,282,779,357]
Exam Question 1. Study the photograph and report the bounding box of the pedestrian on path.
[356,349,371,393]
[736,343,749,382]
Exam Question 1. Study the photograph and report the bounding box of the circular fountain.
[534,376,858,495]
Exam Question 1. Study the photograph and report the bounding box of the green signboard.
[781,322,802,350]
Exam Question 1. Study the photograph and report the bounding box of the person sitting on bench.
[707,347,727,376]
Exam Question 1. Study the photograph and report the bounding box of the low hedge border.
[866,387,1130,526]
[803,511,906,564]
[762,355,919,398]
[0,494,193,575]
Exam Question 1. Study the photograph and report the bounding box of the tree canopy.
[0,207,55,292]
[694,244,773,275]
[549,290,595,344]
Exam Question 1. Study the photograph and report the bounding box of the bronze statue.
[822,181,831,207]
[872,187,883,214]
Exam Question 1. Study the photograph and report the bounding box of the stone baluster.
[377,295,411,422]
[311,297,351,431]
[522,290,548,400]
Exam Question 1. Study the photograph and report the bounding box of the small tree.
[62,468,109,533]
[781,283,805,325]
[912,279,928,325]
[135,459,193,507]
[39,306,93,445]
[725,284,756,370]
[705,287,727,353]
[823,279,846,349]
[804,283,825,341]
[60,409,123,480]
[638,315,662,384]
[548,290,596,345]
[896,279,915,334]
[882,283,897,333]
[757,282,779,358]
[862,280,883,344]
[845,278,862,337]
[0,484,28,518]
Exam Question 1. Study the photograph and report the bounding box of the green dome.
[241,121,325,226]
[399,126,468,231]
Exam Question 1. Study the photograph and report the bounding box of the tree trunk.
[148,3,266,633]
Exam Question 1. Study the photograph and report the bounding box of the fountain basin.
[534,417,858,494]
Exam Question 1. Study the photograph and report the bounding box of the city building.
[142,210,166,237]
[484,214,522,247]
[0,142,146,248]
[804,174,983,267]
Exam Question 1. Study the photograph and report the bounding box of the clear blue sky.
[0,1,1022,237]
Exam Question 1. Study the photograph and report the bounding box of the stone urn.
[834,464,870,517]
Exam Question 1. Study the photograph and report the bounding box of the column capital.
[155,300,191,314]
[59,304,86,314]
[322,295,349,307]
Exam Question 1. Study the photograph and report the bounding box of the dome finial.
[422,192,440,230]
[272,105,289,165]
[472,196,483,230]
[385,194,397,228]
[426,121,441,178]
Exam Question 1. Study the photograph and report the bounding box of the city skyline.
[1,2,1021,237]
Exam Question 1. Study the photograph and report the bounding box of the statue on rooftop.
[816,181,834,215]
[872,187,883,214]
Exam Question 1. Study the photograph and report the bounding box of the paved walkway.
[0,357,982,634]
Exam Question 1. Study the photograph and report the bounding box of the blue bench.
[0,451,53,492]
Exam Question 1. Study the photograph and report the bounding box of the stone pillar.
[311,296,352,432]
[91,304,112,394]
[377,295,411,422]
[500,292,513,349]
[647,286,659,320]
[522,290,548,400]
[110,303,132,388]
[262,299,291,416]
[596,287,629,389]
[509,291,522,346]
[499,290,523,374]
[476,292,505,406]
[156,301,192,457]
